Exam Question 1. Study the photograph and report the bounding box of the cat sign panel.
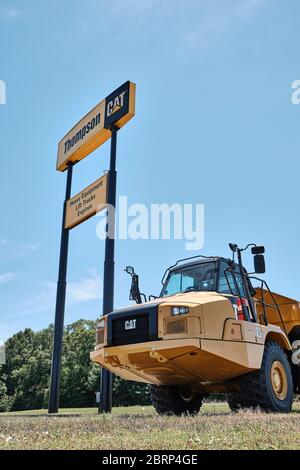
[57,81,136,172]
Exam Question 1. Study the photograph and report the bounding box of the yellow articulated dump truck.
[91,243,300,414]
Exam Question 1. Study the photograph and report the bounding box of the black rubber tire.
[149,385,203,416]
[227,389,255,411]
[228,342,293,413]
[227,393,247,412]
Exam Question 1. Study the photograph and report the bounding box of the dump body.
[254,288,300,338]
[90,290,291,391]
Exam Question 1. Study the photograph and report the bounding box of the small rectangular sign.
[65,174,108,230]
[57,81,136,172]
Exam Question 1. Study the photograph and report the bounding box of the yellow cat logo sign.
[56,81,135,172]
[106,93,126,117]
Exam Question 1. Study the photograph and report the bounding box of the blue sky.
[1,0,300,340]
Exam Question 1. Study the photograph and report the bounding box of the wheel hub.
[178,388,195,403]
[271,360,288,401]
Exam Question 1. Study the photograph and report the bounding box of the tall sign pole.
[100,126,118,413]
[49,163,73,414]
[49,81,135,414]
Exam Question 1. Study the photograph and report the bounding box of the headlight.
[96,318,105,345]
[171,306,189,316]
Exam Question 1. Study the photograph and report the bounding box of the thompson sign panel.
[65,174,108,230]
[57,81,136,172]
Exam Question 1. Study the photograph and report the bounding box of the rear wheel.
[149,385,203,416]
[227,342,293,413]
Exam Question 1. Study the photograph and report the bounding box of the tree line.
[0,319,150,412]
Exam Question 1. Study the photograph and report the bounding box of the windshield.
[161,262,217,297]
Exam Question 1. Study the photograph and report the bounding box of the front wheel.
[149,385,203,415]
[228,342,294,413]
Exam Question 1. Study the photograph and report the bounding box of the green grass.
[1,402,228,416]
[0,402,299,450]
[1,404,154,416]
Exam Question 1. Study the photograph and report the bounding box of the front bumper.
[90,337,263,385]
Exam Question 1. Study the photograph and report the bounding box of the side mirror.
[254,254,266,274]
[251,246,265,255]
[124,266,144,304]
[229,243,238,253]
[125,266,135,276]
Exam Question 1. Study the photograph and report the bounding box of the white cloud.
[7,8,19,18]
[0,322,16,341]
[107,0,267,22]
[0,7,21,20]
[66,270,102,305]
[97,0,268,53]
[0,272,17,285]
[235,0,265,20]
[12,242,39,259]
[183,0,268,48]
[0,241,39,262]
[12,270,102,318]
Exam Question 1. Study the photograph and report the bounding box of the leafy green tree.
[0,319,150,411]
[3,326,52,410]
[59,319,98,407]
[0,373,12,411]
[112,376,150,407]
